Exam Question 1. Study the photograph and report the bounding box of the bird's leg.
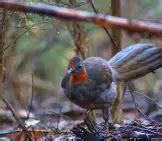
[86,107,96,124]
[112,81,125,123]
[90,110,96,123]
[102,108,110,132]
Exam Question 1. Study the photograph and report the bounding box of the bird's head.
[67,56,87,85]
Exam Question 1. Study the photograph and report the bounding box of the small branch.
[134,90,161,108]
[127,82,162,125]
[89,0,118,51]
[0,1,162,37]
[1,95,26,130]
[27,73,34,120]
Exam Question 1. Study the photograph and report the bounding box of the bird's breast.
[69,71,88,85]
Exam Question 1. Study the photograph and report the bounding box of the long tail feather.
[108,43,162,80]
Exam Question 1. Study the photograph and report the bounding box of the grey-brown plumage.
[62,43,162,121]
[109,43,162,80]
[63,57,116,110]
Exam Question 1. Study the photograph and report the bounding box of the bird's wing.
[83,57,112,84]
[61,73,70,88]
[108,43,162,80]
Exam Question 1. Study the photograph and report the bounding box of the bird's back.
[83,57,112,85]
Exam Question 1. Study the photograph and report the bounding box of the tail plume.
[108,43,162,80]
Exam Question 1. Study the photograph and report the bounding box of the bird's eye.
[77,64,82,69]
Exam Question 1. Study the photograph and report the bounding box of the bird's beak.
[67,68,73,74]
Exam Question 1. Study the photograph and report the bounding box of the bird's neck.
[70,70,87,85]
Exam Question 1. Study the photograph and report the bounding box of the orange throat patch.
[70,70,87,85]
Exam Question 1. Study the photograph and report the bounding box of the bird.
[61,43,162,123]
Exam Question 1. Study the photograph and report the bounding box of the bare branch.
[89,0,118,52]
[127,82,162,125]
[0,1,162,37]
[1,95,26,130]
